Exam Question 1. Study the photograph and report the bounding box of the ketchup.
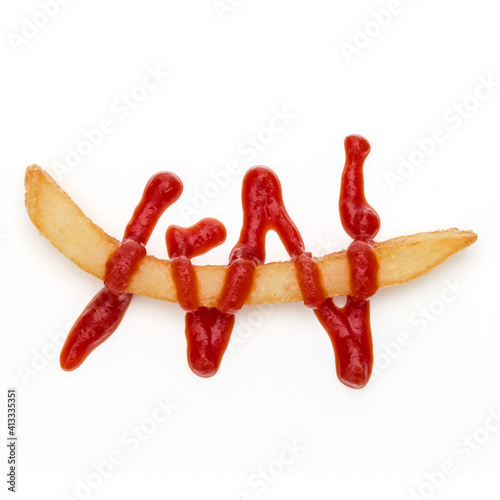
[60,135,380,389]
[60,172,182,370]
[315,135,380,388]
[217,166,325,313]
[166,219,233,377]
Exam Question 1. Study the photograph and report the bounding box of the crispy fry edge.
[24,165,477,308]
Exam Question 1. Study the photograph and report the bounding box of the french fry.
[25,165,477,307]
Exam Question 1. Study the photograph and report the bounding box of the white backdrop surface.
[1,1,499,499]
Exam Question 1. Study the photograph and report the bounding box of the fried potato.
[25,165,477,307]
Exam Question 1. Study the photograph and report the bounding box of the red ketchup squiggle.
[218,167,325,314]
[60,172,182,371]
[314,135,380,388]
[166,219,233,377]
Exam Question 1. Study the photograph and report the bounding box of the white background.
[1,1,500,499]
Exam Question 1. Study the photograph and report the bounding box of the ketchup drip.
[166,219,233,377]
[60,172,182,370]
[314,135,380,388]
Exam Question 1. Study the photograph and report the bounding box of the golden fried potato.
[25,165,477,307]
